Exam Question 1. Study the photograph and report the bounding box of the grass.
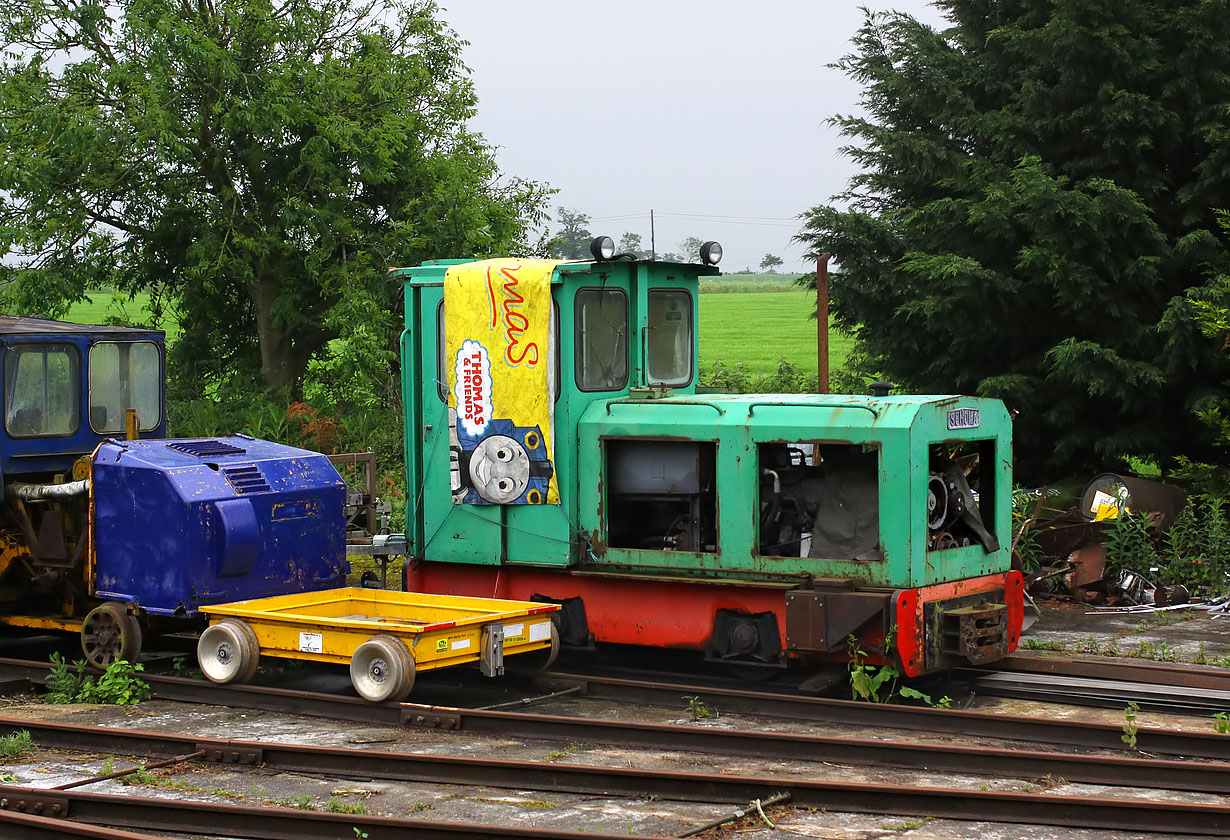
[0,731,35,762]
[699,290,852,379]
[700,272,803,294]
[65,291,180,343]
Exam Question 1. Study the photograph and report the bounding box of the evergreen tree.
[796,1,1230,481]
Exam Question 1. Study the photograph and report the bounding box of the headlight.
[700,241,723,265]
[590,236,616,261]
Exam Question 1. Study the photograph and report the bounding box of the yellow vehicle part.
[200,587,559,672]
[0,615,84,633]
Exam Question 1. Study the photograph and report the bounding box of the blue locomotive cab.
[0,317,167,484]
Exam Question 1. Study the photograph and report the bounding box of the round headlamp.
[700,241,723,265]
[590,236,616,261]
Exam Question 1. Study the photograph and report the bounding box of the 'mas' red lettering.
[486,264,539,367]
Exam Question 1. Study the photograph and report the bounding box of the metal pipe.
[6,480,89,501]
[678,792,791,837]
[53,750,206,791]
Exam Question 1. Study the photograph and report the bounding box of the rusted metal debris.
[1020,474,1211,608]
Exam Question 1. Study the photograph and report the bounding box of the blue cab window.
[4,344,81,437]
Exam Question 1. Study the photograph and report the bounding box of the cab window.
[89,342,162,432]
[4,344,81,438]
[575,288,628,391]
[647,289,693,386]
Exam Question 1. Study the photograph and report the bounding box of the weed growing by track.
[44,653,150,705]
[0,730,35,761]
[1122,702,1140,751]
[326,796,369,815]
[683,695,718,721]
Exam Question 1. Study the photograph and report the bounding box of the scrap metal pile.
[1017,473,1230,616]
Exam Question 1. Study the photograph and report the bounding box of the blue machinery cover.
[91,436,348,615]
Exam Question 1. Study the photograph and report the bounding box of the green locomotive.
[394,240,1023,677]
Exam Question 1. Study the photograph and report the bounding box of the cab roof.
[0,316,164,338]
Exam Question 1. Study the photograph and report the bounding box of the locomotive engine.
[0,317,348,667]
[395,243,1023,678]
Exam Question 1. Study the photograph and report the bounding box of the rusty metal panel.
[785,589,890,652]
[785,590,828,650]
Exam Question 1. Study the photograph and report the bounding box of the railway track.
[2,652,1229,837]
[1,715,1228,837]
[2,655,1227,763]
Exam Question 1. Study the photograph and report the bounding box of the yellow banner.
[444,259,559,505]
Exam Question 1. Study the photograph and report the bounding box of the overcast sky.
[439,1,947,272]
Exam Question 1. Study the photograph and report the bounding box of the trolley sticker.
[298,632,323,654]
[435,636,473,653]
[528,622,552,642]
[444,259,561,506]
[503,622,525,642]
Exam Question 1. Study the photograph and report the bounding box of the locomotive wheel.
[505,622,560,678]
[81,602,143,669]
[197,619,260,684]
[350,635,416,702]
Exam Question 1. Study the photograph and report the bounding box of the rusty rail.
[0,809,155,840]
[2,656,1226,764]
[0,718,1227,835]
[0,785,654,840]
[991,653,1230,693]
[549,671,1230,759]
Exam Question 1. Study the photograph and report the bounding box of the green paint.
[398,259,1012,591]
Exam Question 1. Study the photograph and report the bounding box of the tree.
[0,0,549,397]
[551,207,592,259]
[1175,212,1230,496]
[617,232,645,258]
[796,2,1230,481]
[760,254,783,273]
[678,236,704,263]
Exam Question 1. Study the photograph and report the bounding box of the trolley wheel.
[80,602,143,669]
[505,622,560,678]
[197,619,260,684]
[350,635,416,702]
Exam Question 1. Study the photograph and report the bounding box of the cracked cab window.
[575,288,628,391]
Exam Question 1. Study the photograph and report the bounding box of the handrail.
[746,401,880,419]
[605,400,724,416]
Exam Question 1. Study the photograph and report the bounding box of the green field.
[66,291,180,343]
[66,286,839,381]
[699,290,850,378]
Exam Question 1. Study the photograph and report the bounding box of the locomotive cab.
[0,318,169,624]
[397,251,1023,678]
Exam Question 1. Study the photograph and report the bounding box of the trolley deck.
[197,588,560,701]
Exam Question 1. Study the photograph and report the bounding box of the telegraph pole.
[650,209,656,259]
[817,253,831,394]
